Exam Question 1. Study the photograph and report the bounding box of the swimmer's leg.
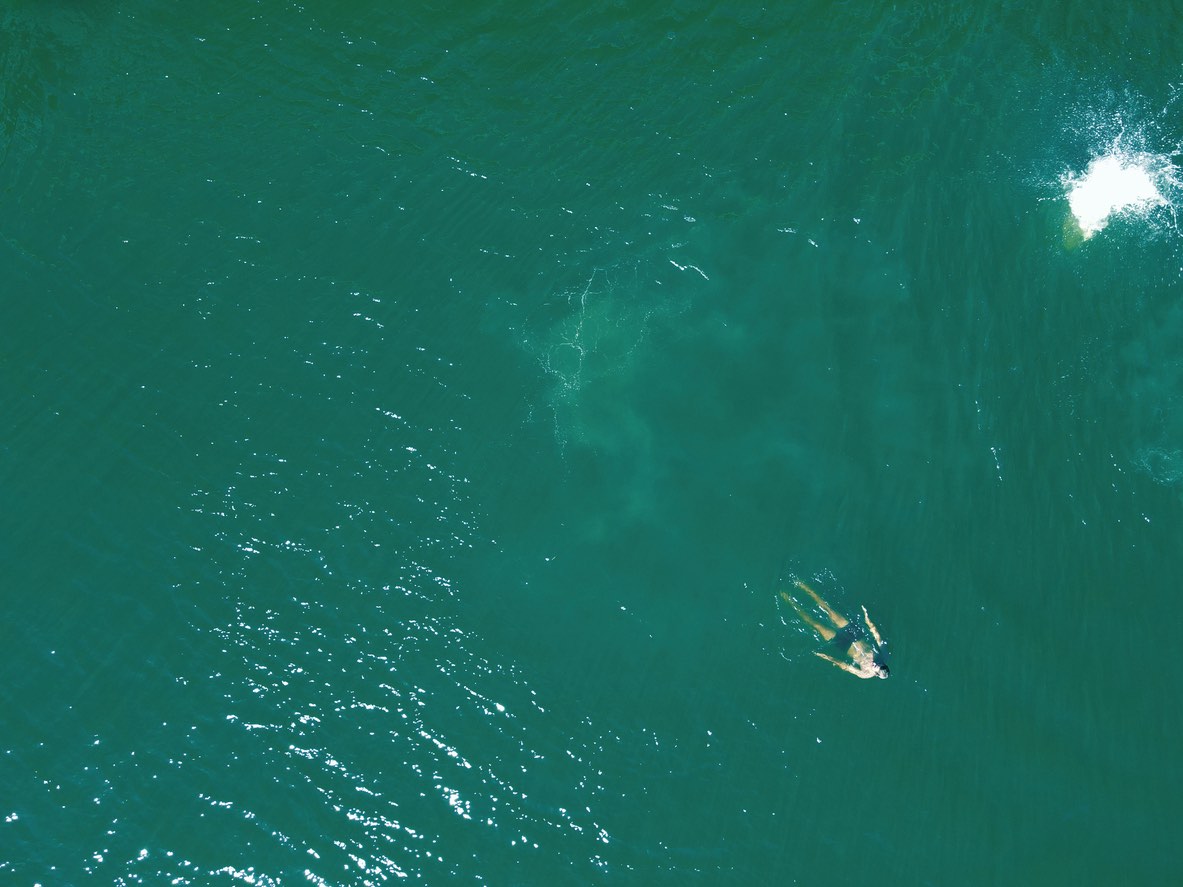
[794,580,849,629]
[781,591,836,642]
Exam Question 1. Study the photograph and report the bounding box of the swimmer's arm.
[813,651,873,678]
[861,605,884,647]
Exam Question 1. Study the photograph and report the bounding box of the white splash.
[1064,153,1166,238]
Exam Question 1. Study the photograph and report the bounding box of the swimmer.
[782,580,890,679]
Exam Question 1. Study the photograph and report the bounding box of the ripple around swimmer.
[1064,152,1170,239]
[1048,86,1183,245]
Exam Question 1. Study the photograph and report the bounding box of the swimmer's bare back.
[783,581,890,679]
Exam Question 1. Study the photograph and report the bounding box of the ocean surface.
[4,2,1183,884]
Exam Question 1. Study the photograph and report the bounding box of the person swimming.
[782,580,889,679]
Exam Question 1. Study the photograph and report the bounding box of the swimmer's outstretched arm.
[813,651,871,678]
[795,580,849,629]
[782,591,836,642]
[861,605,884,647]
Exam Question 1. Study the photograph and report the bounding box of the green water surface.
[3,2,1182,884]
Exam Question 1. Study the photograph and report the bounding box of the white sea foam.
[1064,152,1166,238]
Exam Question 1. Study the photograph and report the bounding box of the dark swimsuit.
[830,623,862,651]
[830,616,887,664]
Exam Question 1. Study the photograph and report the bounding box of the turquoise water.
[4,2,1183,884]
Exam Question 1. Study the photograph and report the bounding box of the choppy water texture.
[4,2,1183,884]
